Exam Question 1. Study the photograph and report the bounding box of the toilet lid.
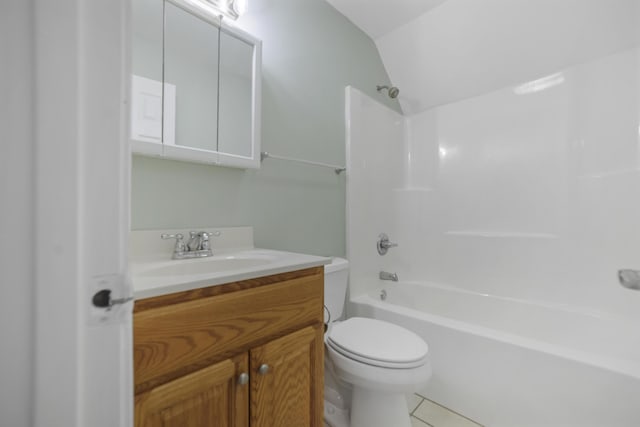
[327,317,429,368]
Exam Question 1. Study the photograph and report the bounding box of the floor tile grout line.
[415,394,484,427]
[410,396,425,416]
[411,400,437,427]
[410,395,435,427]
[410,415,435,427]
[411,410,434,427]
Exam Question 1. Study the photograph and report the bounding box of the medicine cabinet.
[131,0,262,168]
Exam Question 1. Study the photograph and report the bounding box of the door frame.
[33,1,132,426]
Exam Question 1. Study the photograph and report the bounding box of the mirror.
[130,0,262,168]
[218,29,255,159]
[131,0,164,149]
[165,1,219,153]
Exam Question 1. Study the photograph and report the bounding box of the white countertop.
[131,248,330,300]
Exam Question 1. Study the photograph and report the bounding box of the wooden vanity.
[133,266,325,426]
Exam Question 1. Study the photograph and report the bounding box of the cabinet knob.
[258,364,270,375]
[237,372,249,385]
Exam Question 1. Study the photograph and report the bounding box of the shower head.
[377,85,400,99]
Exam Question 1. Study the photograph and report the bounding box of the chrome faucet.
[187,231,205,252]
[377,233,398,255]
[379,271,398,282]
[161,231,217,259]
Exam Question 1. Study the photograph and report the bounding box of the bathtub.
[349,281,640,427]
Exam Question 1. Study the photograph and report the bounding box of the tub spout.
[379,271,398,282]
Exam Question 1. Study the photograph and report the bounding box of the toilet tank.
[324,257,349,322]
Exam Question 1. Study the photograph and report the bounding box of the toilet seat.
[326,317,429,369]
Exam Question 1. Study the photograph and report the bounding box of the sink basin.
[129,238,331,300]
[138,254,276,278]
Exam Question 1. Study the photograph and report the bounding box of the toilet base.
[324,399,350,427]
[350,388,411,427]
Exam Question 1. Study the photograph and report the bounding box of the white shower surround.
[345,45,640,425]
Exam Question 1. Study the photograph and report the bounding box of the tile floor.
[324,394,483,427]
[408,394,483,427]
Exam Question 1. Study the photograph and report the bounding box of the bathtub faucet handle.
[377,233,398,255]
[618,269,640,290]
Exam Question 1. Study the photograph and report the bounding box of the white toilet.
[323,258,431,427]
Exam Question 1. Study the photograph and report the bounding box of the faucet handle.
[200,231,222,251]
[161,233,186,253]
[161,233,184,240]
[618,269,640,290]
[377,233,398,255]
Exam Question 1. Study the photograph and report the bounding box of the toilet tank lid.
[325,257,349,274]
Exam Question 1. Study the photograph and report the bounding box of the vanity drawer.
[133,269,323,394]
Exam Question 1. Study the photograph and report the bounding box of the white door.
[33,1,132,427]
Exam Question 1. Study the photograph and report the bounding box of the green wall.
[131,0,400,256]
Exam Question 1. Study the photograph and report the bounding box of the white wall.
[0,1,35,426]
[377,0,640,114]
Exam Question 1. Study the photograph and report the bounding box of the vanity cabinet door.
[250,325,324,427]
[135,353,249,427]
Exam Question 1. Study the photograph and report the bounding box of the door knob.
[237,372,249,385]
[258,364,269,375]
[92,289,133,311]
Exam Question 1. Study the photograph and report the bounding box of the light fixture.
[203,0,247,20]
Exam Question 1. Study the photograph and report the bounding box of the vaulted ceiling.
[323,0,447,39]
[326,0,640,115]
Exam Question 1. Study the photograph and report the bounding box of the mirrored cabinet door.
[131,0,164,156]
[130,0,261,168]
[218,28,258,166]
[164,1,219,163]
